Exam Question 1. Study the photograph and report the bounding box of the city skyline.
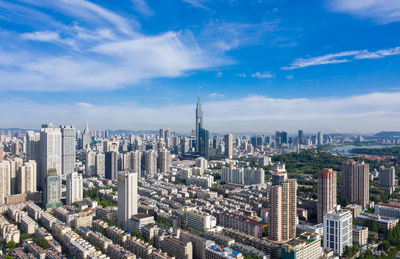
[0,1,400,132]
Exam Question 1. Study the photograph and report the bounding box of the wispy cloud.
[210,92,224,97]
[282,46,400,70]
[21,31,76,47]
[251,72,274,78]
[329,0,400,24]
[199,21,277,52]
[0,0,232,91]
[215,72,223,78]
[182,0,209,10]
[131,0,154,16]
[236,73,247,78]
[2,91,400,133]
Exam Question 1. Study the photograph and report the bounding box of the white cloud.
[131,0,154,16]
[286,75,293,79]
[21,31,76,47]
[251,72,274,78]
[210,93,224,97]
[283,46,400,70]
[329,0,400,23]
[236,73,247,78]
[215,72,223,78]
[2,91,400,133]
[182,0,209,10]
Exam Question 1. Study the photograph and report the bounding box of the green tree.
[6,241,17,249]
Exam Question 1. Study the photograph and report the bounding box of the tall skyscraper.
[224,133,233,158]
[298,130,304,145]
[117,171,138,230]
[317,131,324,145]
[269,179,297,242]
[144,150,157,177]
[195,96,204,153]
[158,148,171,173]
[60,125,76,176]
[341,160,369,208]
[43,169,62,209]
[66,172,83,205]
[105,152,118,180]
[39,124,62,190]
[323,205,352,256]
[82,123,91,150]
[198,128,209,159]
[317,168,337,223]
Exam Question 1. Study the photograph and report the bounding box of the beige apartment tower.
[269,179,298,242]
[317,168,337,223]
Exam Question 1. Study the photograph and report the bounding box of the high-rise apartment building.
[117,171,138,230]
[323,205,352,256]
[224,133,233,158]
[26,131,40,171]
[105,152,118,180]
[16,160,37,195]
[66,172,83,205]
[144,150,157,177]
[0,161,11,203]
[40,124,62,190]
[317,168,337,223]
[129,150,141,177]
[379,166,395,193]
[60,125,76,176]
[43,169,62,209]
[269,179,297,242]
[298,130,304,145]
[158,148,171,173]
[341,160,369,208]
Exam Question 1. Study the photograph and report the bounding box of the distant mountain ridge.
[374,131,400,137]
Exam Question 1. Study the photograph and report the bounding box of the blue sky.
[1,0,400,133]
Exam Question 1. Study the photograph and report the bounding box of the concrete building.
[0,161,11,203]
[219,212,263,239]
[160,236,193,259]
[269,179,297,242]
[186,211,215,233]
[158,148,171,173]
[129,214,155,233]
[221,167,264,185]
[16,160,37,195]
[353,226,368,246]
[281,232,323,259]
[117,171,138,230]
[341,160,369,208]
[271,163,287,186]
[39,123,62,190]
[43,169,62,209]
[356,213,398,232]
[144,150,157,177]
[60,125,76,176]
[204,240,243,259]
[323,205,352,256]
[66,172,83,205]
[345,204,362,219]
[317,168,337,223]
[379,166,396,193]
[224,133,233,158]
[105,152,118,180]
[375,202,400,219]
